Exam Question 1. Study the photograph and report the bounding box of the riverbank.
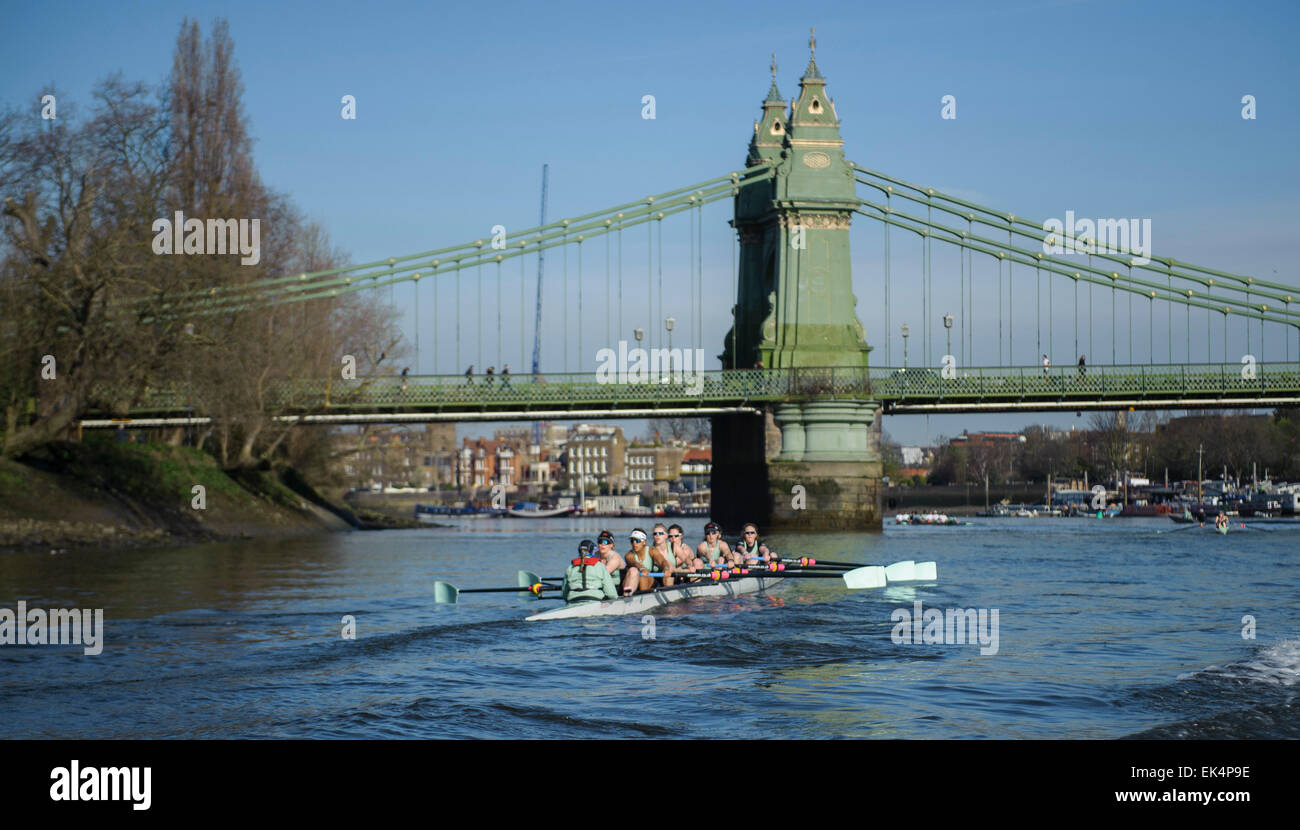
[0,439,414,554]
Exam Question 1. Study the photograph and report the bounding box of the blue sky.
[5,0,1299,444]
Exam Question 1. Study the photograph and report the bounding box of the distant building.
[896,445,936,481]
[593,493,641,514]
[565,424,626,492]
[680,447,711,492]
[332,424,455,490]
[518,445,560,499]
[626,443,686,498]
[457,438,501,490]
[900,446,927,467]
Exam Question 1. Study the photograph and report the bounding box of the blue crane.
[531,164,548,447]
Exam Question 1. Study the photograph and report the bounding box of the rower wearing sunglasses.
[735,522,773,564]
[697,522,732,568]
[666,524,699,572]
[594,530,624,585]
[621,527,676,597]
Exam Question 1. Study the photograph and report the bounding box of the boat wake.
[1177,638,1300,688]
[1122,639,1300,739]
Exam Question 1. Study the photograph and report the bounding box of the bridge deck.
[87,363,1300,424]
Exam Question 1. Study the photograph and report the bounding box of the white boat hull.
[507,507,574,518]
[524,576,785,621]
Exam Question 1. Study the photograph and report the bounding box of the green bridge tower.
[714,35,884,532]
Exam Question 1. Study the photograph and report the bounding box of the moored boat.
[415,503,501,516]
[508,505,577,518]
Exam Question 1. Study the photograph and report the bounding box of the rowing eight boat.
[524,575,786,621]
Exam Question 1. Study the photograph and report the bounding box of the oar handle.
[775,557,856,568]
[665,568,852,580]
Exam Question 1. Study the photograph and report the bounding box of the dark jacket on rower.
[562,540,617,603]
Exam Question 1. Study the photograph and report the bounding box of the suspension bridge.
[90,38,1300,528]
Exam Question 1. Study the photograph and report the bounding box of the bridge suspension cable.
[852,200,1300,332]
[131,166,773,320]
[853,165,1300,369]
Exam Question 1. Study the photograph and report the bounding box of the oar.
[670,565,891,590]
[767,558,938,582]
[435,580,563,604]
[518,570,559,587]
[772,559,874,571]
[776,557,872,569]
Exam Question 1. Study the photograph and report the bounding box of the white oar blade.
[842,565,886,590]
[913,561,938,581]
[884,560,916,582]
[433,581,460,604]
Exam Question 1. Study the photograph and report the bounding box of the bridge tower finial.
[802,28,823,80]
[750,53,787,166]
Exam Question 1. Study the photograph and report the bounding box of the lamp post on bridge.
[634,328,644,384]
[901,323,910,368]
[665,316,675,376]
[943,313,954,361]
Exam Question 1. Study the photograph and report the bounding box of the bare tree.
[1089,411,1133,482]
[2,17,399,468]
[1,78,182,456]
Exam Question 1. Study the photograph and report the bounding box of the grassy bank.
[0,438,356,553]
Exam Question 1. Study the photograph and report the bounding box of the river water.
[2,517,1297,739]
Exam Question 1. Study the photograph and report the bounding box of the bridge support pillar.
[711,400,883,533]
[773,404,806,460]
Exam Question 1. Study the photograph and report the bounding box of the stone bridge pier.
[711,401,883,532]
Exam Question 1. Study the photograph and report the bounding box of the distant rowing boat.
[524,575,785,621]
[894,513,966,526]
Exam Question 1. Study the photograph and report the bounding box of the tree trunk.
[237,422,263,467]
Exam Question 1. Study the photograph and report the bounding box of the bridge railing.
[868,362,1300,401]
[101,362,1300,417]
[304,366,872,408]
[106,366,875,414]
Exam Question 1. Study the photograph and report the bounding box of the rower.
[623,527,676,596]
[649,524,678,586]
[622,528,660,596]
[735,522,773,565]
[562,539,617,604]
[667,523,700,572]
[697,522,731,569]
[595,530,624,585]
